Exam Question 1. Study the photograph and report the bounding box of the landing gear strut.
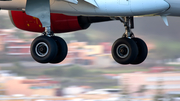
[26,0,68,64]
[31,27,68,64]
[112,17,148,65]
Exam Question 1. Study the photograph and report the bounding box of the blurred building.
[62,42,105,66]
[5,35,31,57]
[0,73,60,96]
[0,34,7,51]
[0,70,18,95]
[0,81,6,95]
[100,42,111,54]
[6,41,30,56]
[0,29,17,52]
[5,78,60,96]
[146,66,175,73]
[120,72,180,96]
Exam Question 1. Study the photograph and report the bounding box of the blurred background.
[1,10,180,101]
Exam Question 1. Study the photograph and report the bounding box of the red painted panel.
[10,11,82,33]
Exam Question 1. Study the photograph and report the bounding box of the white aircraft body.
[0,0,178,65]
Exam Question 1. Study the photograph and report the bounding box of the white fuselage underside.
[0,0,179,17]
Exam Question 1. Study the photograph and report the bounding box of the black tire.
[31,36,58,63]
[112,38,138,64]
[49,36,68,63]
[131,38,148,64]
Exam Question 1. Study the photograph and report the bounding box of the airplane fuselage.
[0,0,179,17]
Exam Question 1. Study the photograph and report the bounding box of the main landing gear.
[30,16,147,65]
[111,17,148,65]
[31,27,68,64]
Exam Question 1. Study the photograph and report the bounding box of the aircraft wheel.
[112,38,138,64]
[31,36,58,63]
[49,36,68,63]
[131,38,148,64]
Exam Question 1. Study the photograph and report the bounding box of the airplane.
[0,0,177,65]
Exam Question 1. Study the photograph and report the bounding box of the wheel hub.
[35,42,49,57]
[39,45,47,53]
[116,44,129,58]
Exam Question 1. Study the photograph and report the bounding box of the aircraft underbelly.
[51,0,169,16]
[50,1,78,14]
[162,0,180,16]
[120,0,129,5]
[0,0,169,17]
[95,0,132,16]
[51,0,132,16]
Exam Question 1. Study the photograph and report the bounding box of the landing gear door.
[120,0,129,5]
[25,0,51,27]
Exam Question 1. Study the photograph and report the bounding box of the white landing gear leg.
[26,0,68,64]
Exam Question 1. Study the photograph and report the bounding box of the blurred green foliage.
[44,67,64,76]
[44,66,88,77]
[66,66,87,77]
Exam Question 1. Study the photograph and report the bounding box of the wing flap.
[56,0,98,7]
[55,0,78,4]
[84,0,98,7]
[65,0,78,4]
